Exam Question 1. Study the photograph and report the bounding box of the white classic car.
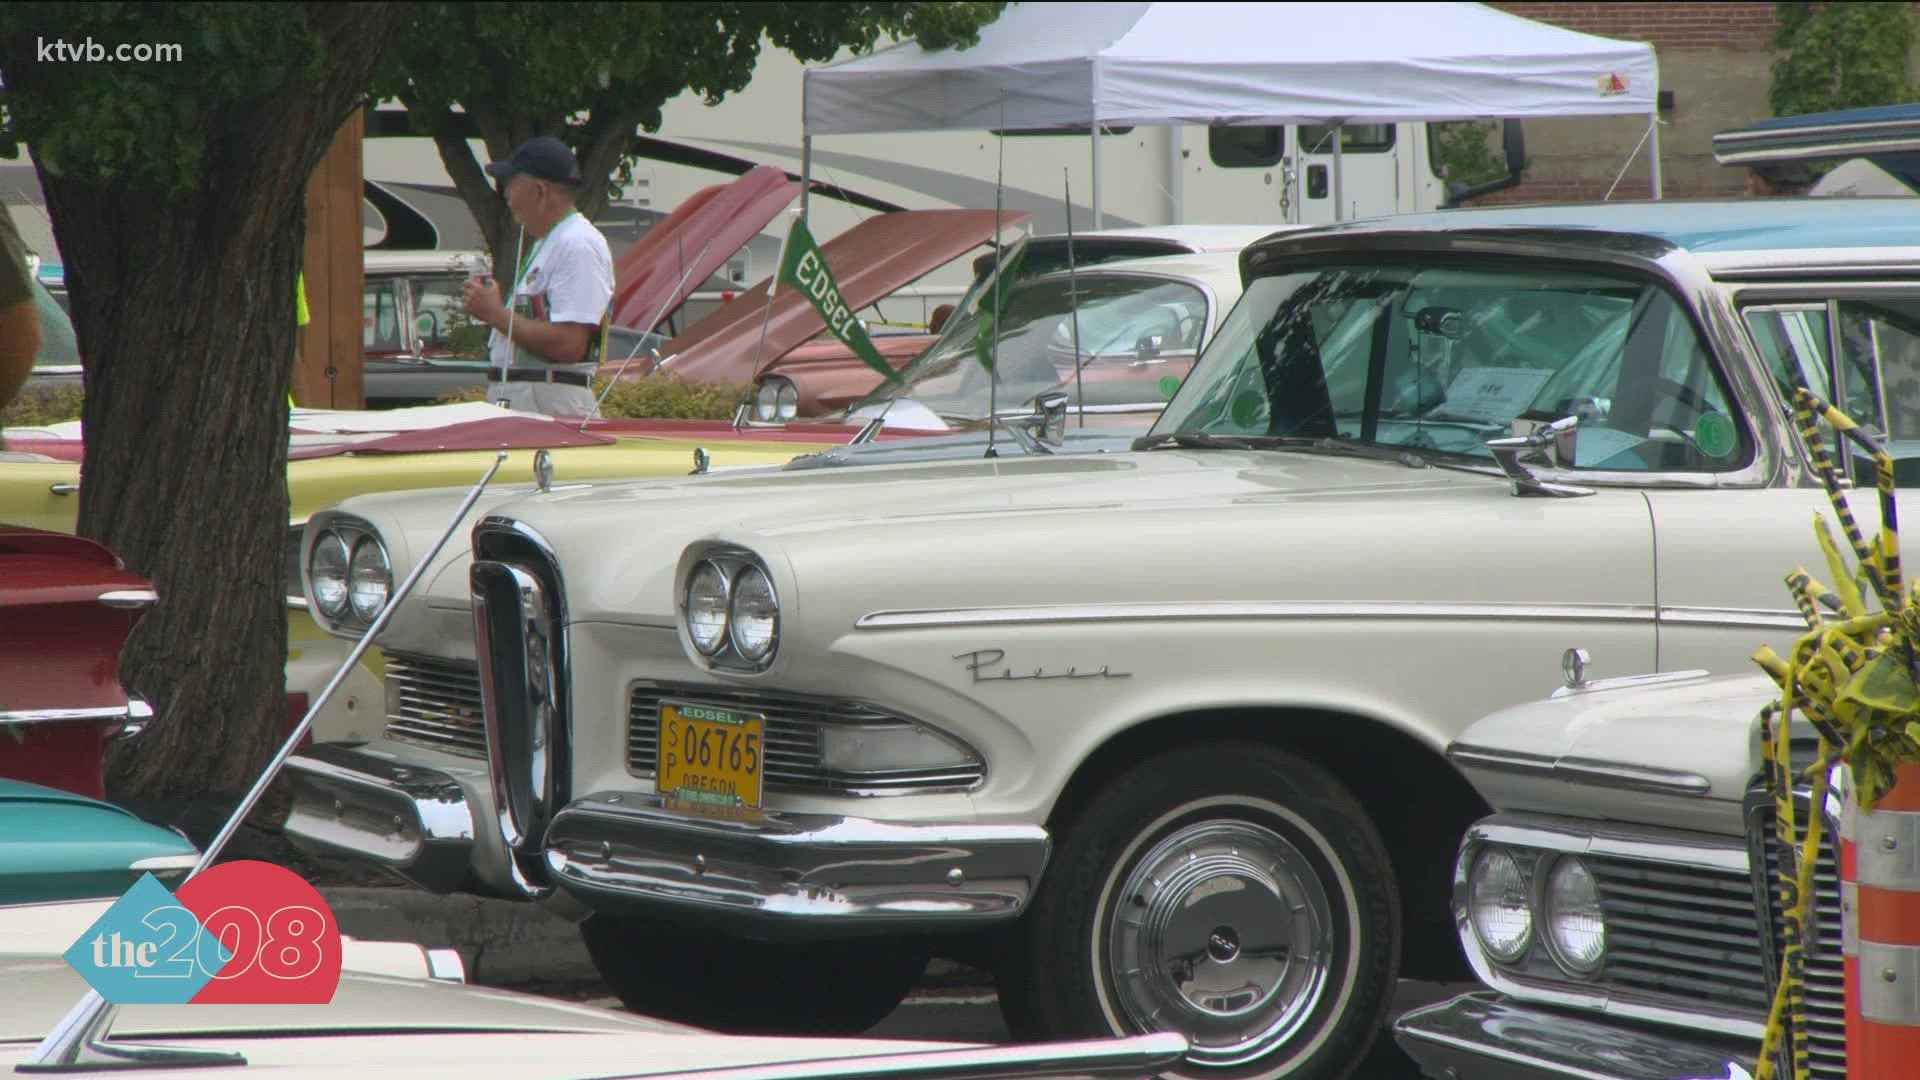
[1391,662,1820,1080]
[285,199,1920,1078]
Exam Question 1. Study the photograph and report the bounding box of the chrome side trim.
[638,1033,1189,1080]
[281,744,477,894]
[1659,607,1819,631]
[1448,745,1714,797]
[96,590,157,610]
[1393,992,1759,1080]
[1453,815,1765,1041]
[542,791,1051,935]
[0,700,152,729]
[856,600,1658,631]
[125,854,199,875]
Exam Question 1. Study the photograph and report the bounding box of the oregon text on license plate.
[658,703,765,810]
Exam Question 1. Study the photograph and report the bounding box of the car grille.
[381,652,487,759]
[1588,855,1771,1013]
[626,683,984,795]
[1755,784,1848,1080]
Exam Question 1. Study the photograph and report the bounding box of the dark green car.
[0,780,198,905]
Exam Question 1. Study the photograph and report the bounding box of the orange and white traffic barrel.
[1846,761,1920,1075]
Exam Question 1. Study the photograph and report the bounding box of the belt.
[488,367,592,387]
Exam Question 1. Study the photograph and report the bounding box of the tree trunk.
[1,4,408,805]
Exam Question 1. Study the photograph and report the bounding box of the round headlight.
[1543,856,1606,975]
[754,381,780,422]
[1468,847,1533,964]
[775,381,799,421]
[308,531,350,618]
[347,537,392,622]
[728,565,779,662]
[686,561,731,655]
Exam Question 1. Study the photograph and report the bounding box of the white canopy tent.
[801,1,1663,225]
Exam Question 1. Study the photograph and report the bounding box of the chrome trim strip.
[286,596,310,611]
[281,744,477,894]
[125,854,199,874]
[96,590,157,610]
[1658,606,1819,631]
[0,700,151,728]
[635,1033,1190,1080]
[1449,746,1714,797]
[1452,816,1765,1041]
[542,791,1051,933]
[856,600,1658,631]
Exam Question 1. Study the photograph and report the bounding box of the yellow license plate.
[658,703,765,810]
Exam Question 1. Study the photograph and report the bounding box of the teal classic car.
[0,779,197,905]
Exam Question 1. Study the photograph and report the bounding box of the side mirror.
[1501,119,1527,178]
[1035,391,1069,444]
[1484,415,1591,498]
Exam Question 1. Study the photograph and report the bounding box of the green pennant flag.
[972,235,1029,372]
[777,217,903,387]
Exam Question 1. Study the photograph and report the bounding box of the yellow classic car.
[0,402,854,746]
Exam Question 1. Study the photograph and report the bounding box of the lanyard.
[511,211,579,296]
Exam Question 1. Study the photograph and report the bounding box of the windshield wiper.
[1132,432,1265,451]
[1133,431,1470,472]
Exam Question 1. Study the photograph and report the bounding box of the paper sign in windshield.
[1573,426,1648,468]
[1436,367,1553,425]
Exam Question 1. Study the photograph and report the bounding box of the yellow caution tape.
[1753,387,1920,1080]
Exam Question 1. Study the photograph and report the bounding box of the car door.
[1646,288,1920,675]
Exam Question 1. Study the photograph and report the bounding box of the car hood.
[1449,671,1785,833]
[610,165,799,333]
[656,208,1029,386]
[483,448,1644,640]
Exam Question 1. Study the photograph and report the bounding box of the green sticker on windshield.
[1158,375,1180,400]
[1694,411,1736,458]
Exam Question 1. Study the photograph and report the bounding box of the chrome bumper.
[1393,993,1759,1080]
[541,791,1051,938]
[283,744,478,894]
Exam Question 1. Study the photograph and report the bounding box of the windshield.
[31,279,79,369]
[847,271,1211,426]
[1151,260,1754,472]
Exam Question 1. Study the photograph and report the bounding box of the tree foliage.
[376,2,1007,279]
[0,3,408,806]
[1770,2,1916,117]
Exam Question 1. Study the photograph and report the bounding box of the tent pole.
[1091,125,1104,229]
[1167,128,1183,225]
[1646,113,1663,200]
[1332,122,1344,222]
[800,134,813,224]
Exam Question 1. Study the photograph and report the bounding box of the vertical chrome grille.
[1587,857,1770,1012]
[380,652,486,759]
[1754,782,1848,1080]
[626,683,985,794]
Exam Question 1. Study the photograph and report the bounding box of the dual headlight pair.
[308,525,393,626]
[752,378,798,423]
[1467,846,1606,977]
[684,556,779,667]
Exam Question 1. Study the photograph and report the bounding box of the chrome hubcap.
[1105,819,1335,1069]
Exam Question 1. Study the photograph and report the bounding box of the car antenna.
[735,204,800,431]
[1063,167,1084,429]
[583,229,724,435]
[18,452,512,1073]
[985,108,1006,460]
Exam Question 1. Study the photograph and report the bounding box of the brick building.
[1488,2,1907,201]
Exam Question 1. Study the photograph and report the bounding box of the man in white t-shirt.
[461,136,613,417]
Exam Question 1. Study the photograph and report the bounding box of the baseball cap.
[484,136,583,186]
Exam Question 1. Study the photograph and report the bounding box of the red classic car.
[0,525,153,800]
